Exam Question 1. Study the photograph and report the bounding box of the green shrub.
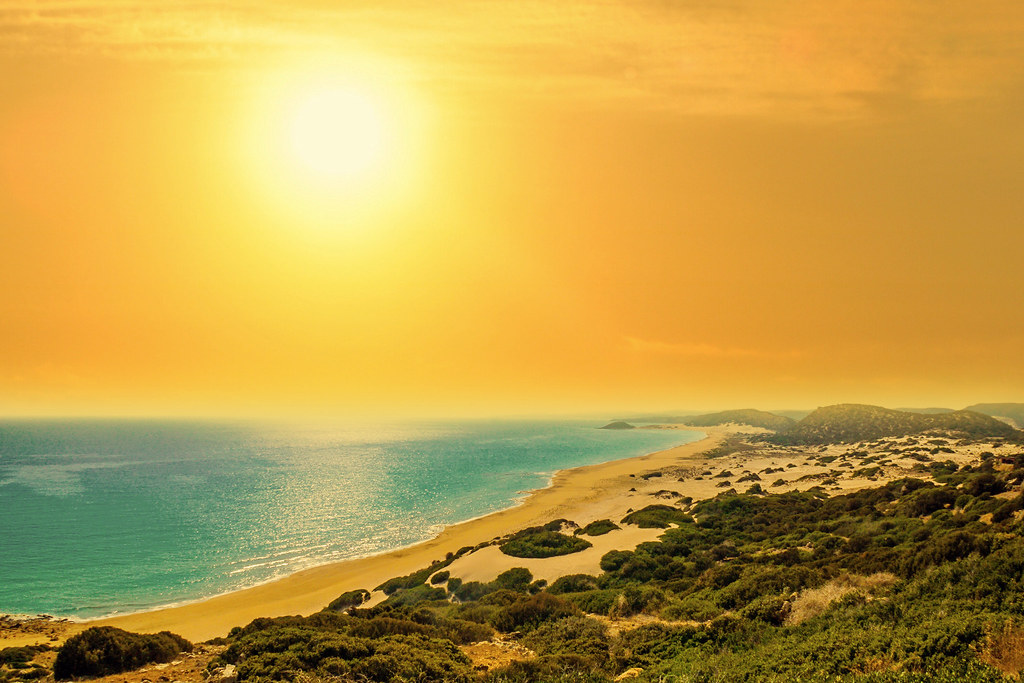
[483,656,612,682]
[661,594,723,621]
[54,627,191,680]
[325,588,370,612]
[599,549,633,572]
[620,505,691,529]
[500,528,592,558]
[964,473,1006,497]
[0,647,46,665]
[563,589,621,616]
[739,594,789,625]
[548,574,601,595]
[453,580,492,602]
[18,668,48,680]
[577,519,620,536]
[608,585,666,617]
[379,584,447,607]
[490,593,577,632]
[522,616,610,667]
[225,625,473,682]
[375,560,452,595]
[493,567,533,592]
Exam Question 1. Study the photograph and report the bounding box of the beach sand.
[4,423,993,647]
[77,427,727,642]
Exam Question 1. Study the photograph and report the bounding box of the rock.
[220,664,238,683]
[615,668,643,681]
[600,421,636,430]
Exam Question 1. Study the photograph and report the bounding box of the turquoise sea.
[0,419,700,619]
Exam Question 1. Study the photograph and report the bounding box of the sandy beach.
[3,422,994,647]
[78,427,721,642]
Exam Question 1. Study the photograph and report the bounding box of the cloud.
[2,1,1023,117]
[625,336,800,359]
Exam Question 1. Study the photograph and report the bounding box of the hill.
[770,404,1018,445]
[615,414,699,424]
[599,421,635,430]
[617,409,793,431]
[770,409,813,421]
[675,408,795,432]
[966,402,1024,429]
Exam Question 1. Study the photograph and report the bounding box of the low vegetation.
[677,409,797,432]
[53,627,191,680]
[577,519,620,536]
[770,404,1017,445]
[499,526,592,558]
[620,504,692,529]
[0,645,50,682]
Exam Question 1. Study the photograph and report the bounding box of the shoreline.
[76,427,719,642]
[6,422,980,648]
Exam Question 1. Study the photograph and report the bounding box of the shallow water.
[0,419,699,618]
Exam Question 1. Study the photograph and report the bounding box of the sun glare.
[288,88,386,182]
[240,57,430,237]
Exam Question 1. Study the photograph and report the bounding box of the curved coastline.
[80,426,720,642]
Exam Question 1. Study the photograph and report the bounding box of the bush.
[563,589,621,616]
[224,625,473,682]
[453,580,491,602]
[964,473,1006,497]
[500,528,592,558]
[0,647,46,665]
[325,588,370,612]
[375,560,451,595]
[578,519,620,536]
[608,586,666,618]
[621,505,692,529]
[548,574,601,595]
[493,568,533,592]
[54,627,191,680]
[599,549,633,572]
[739,594,790,625]
[522,616,610,666]
[662,594,722,622]
[490,593,577,632]
[379,584,447,607]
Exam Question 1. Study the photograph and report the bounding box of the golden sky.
[2,1,1024,417]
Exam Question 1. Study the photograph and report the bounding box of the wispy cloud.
[625,336,801,360]
[3,1,1023,116]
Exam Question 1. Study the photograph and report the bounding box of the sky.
[2,1,1024,418]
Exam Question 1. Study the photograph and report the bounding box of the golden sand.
[3,425,988,647]
[87,428,726,641]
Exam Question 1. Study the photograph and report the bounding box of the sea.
[0,418,700,619]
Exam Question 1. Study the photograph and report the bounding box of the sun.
[288,87,387,182]
[240,58,432,237]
